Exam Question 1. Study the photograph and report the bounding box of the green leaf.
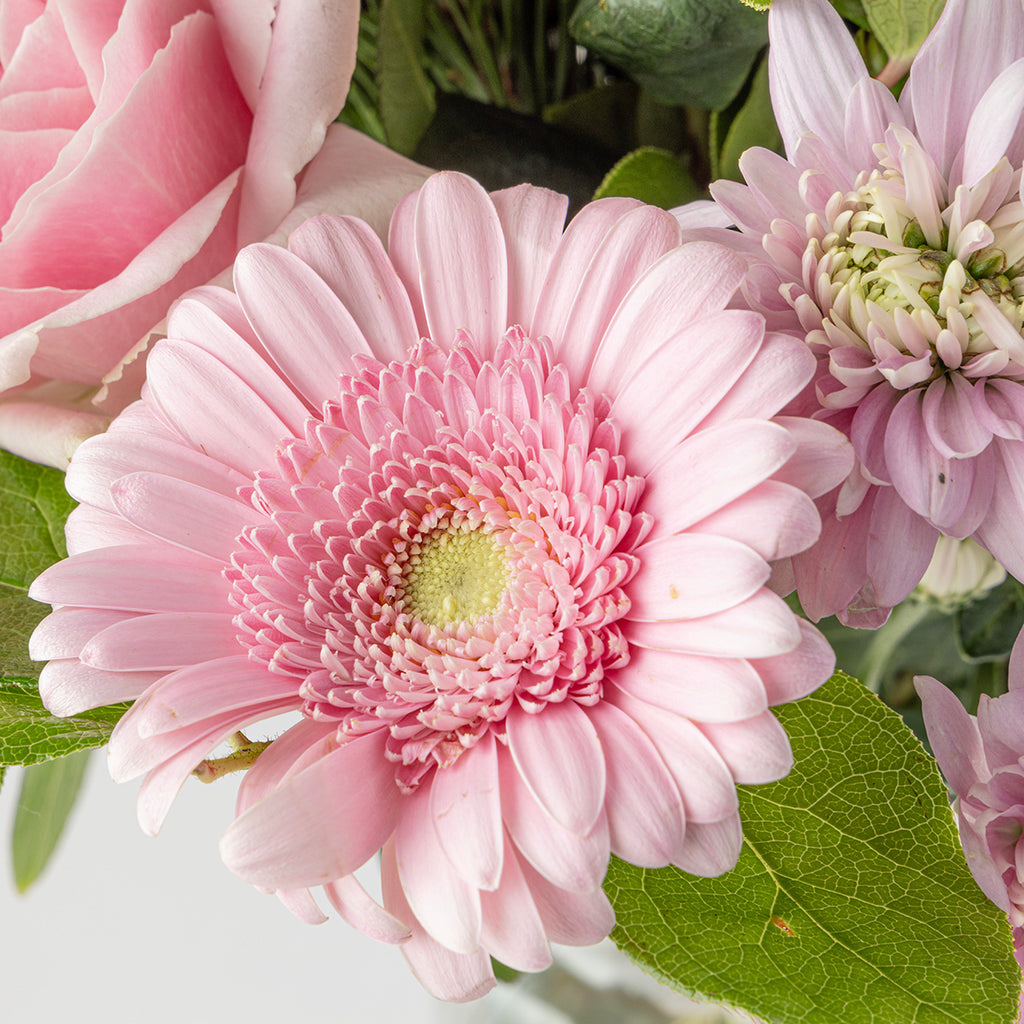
[862,0,944,61]
[570,0,768,111]
[0,679,125,767]
[0,449,75,683]
[377,0,437,155]
[12,748,89,892]
[594,147,700,209]
[718,53,780,182]
[736,0,872,27]
[605,672,1020,1024]
[956,577,1024,664]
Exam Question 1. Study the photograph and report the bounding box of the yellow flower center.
[402,526,510,627]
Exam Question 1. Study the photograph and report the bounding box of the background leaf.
[955,577,1024,665]
[11,749,89,892]
[605,672,1020,1024]
[717,52,780,181]
[570,0,768,110]
[861,0,944,61]
[594,146,700,208]
[377,0,436,154]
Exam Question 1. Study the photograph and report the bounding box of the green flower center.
[402,527,510,627]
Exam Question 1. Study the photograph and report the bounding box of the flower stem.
[192,736,271,784]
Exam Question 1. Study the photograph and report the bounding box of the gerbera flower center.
[401,526,510,627]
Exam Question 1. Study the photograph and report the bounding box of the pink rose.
[0,0,425,467]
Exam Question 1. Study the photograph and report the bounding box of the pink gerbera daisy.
[680,0,1024,626]
[30,172,849,1000]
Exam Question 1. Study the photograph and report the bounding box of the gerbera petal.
[479,838,553,972]
[396,785,483,955]
[381,840,496,1003]
[751,619,835,707]
[29,606,133,661]
[627,534,769,621]
[38,660,161,716]
[671,813,743,877]
[589,701,684,868]
[698,712,793,785]
[429,730,504,891]
[506,700,605,836]
[323,875,412,945]
[79,612,238,670]
[414,172,508,352]
[518,856,615,945]
[219,731,400,890]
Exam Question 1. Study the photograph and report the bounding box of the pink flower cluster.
[31,173,851,999]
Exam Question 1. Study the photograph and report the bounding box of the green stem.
[193,736,271,784]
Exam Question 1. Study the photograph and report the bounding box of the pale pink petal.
[866,485,939,608]
[903,0,1024,180]
[771,416,856,499]
[381,839,495,1003]
[768,0,866,160]
[507,701,605,835]
[396,785,483,955]
[232,242,371,407]
[29,606,133,661]
[286,214,419,365]
[916,676,990,794]
[961,59,1024,187]
[219,730,400,889]
[518,856,614,945]
[844,75,907,172]
[80,612,238,671]
[489,184,568,329]
[38,659,162,716]
[627,534,769,621]
[479,838,553,972]
[323,874,412,945]
[921,374,993,459]
[640,419,797,536]
[429,731,504,891]
[273,888,326,924]
[589,701,684,867]
[698,712,793,785]
[499,746,609,893]
[975,439,1024,580]
[614,647,768,723]
[671,813,743,877]
[64,504,154,554]
[611,311,765,471]
[234,0,359,244]
[751,620,836,707]
[414,172,508,352]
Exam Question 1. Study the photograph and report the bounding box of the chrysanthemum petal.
[916,675,989,794]
[962,59,1024,187]
[381,840,496,1003]
[414,172,507,352]
[286,214,419,366]
[627,534,769,621]
[396,785,483,955]
[976,439,1024,580]
[233,242,372,407]
[589,701,684,868]
[866,485,939,608]
[429,730,504,891]
[507,700,605,836]
[768,0,865,160]
[844,75,907,173]
[219,731,400,889]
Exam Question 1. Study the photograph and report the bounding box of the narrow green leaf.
[378,0,437,155]
[570,0,768,111]
[594,146,700,209]
[718,53,781,182]
[605,672,1020,1024]
[0,679,125,767]
[862,0,944,61]
[12,748,89,892]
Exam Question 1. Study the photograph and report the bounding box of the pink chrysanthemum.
[679,0,1024,626]
[30,173,849,1001]
[917,645,1024,1021]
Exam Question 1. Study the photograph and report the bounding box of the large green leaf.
[570,0,768,111]
[594,146,700,209]
[12,748,90,891]
[0,679,125,767]
[718,52,781,182]
[605,672,1020,1024]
